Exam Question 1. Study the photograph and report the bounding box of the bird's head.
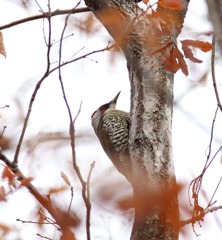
[91,91,121,128]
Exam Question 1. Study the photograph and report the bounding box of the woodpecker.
[91,92,131,181]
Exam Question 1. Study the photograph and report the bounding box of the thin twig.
[86,162,95,200]
[0,126,6,139]
[211,34,222,111]
[86,161,95,240]
[51,43,115,72]
[16,218,58,227]
[206,176,222,209]
[57,7,92,240]
[74,101,83,123]
[13,76,48,166]
[0,7,90,31]
[188,107,219,206]
[188,107,221,229]
[34,0,44,13]
[36,233,54,240]
[13,2,53,166]
[0,104,9,109]
[67,186,74,214]
[206,145,222,171]
[205,107,218,168]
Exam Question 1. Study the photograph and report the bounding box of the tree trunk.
[85,0,189,239]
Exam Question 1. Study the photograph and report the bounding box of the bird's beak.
[109,91,121,105]
[107,91,121,109]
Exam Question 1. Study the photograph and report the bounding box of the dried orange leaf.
[48,186,67,195]
[0,32,6,58]
[164,47,189,76]
[181,39,212,52]
[181,41,202,63]
[164,52,179,73]
[2,166,15,186]
[173,47,188,76]
[2,166,14,179]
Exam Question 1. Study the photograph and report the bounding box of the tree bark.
[85,0,189,239]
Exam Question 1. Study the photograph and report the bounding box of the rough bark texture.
[206,0,222,53]
[85,0,189,239]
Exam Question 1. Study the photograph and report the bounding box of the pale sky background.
[0,0,222,239]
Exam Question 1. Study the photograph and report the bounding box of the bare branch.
[189,108,219,201]
[86,161,95,240]
[0,126,6,140]
[36,233,53,240]
[67,187,74,214]
[13,2,53,166]
[211,35,222,111]
[57,11,92,240]
[206,176,222,209]
[0,7,90,31]
[205,107,219,168]
[0,104,9,109]
[16,217,59,228]
[74,101,83,123]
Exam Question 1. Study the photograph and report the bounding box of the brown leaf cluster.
[164,40,212,76]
